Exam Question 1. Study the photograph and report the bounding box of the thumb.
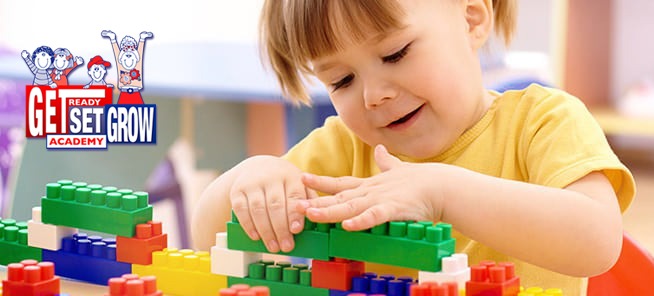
[374,144,403,172]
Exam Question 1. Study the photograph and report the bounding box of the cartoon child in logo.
[21,46,57,88]
[50,48,84,87]
[100,30,153,104]
[83,55,114,89]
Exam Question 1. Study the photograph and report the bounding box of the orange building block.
[410,282,458,296]
[311,258,365,291]
[465,261,520,296]
[219,284,270,296]
[106,273,163,296]
[1,260,60,296]
[116,221,167,265]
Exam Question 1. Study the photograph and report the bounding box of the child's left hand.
[298,145,444,231]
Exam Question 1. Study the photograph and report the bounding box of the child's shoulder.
[495,83,588,113]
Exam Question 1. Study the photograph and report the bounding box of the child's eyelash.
[382,42,412,63]
[331,74,354,91]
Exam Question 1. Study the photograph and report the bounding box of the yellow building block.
[133,248,227,296]
[519,286,564,296]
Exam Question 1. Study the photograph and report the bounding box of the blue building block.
[329,273,415,296]
[41,233,131,285]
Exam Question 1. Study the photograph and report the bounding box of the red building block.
[219,284,270,296]
[1,259,60,296]
[410,282,458,296]
[116,221,167,265]
[106,273,163,296]
[311,258,365,291]
[465,261,520,296]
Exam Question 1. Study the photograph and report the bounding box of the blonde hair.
[260,0,517,105]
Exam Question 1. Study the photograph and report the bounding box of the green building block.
[226,221,330,260]
[0,219,42,265]
[228,272,328,296]
[41,180,152,237]
[329,221,455,272]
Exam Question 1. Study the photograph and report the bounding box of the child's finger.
[284,178,307,235]
[297,194,343,211]
[246,189,280,253]
[302,173,362,195]
[231,191,259,241]
[265,183,294,252]
[374,144,403,172]
[305,196,369,223]
[342,205,392,231]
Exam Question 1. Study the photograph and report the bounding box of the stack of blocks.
[0,180,178,294]
[213,213,462,296]
[35,180,163,286]
[1,180,543,296]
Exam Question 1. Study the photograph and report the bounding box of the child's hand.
[299,145,443,231]
[230,155,318,253]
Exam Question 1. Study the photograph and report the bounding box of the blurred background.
[0,0,652,252]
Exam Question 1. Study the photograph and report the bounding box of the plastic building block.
[211,232,262,277]
[419,253,470,289]
[106,273,163,296]
[116,221,167,265]
[409,281,458,296]
[518,286,563,296]
[132,248,227,296]
[27,207,78,251]
[1,259,60,296]
[465,261,520,296]
[311,258,364,291]
[329,222,455,271]
[219,284,270,296]
[227,260,329,296]
[41,233,131,285]
[226,220,330,260]
[330,272,416,296]
[41,180,153,237]
[0,219,42,265]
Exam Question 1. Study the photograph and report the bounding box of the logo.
[23,30,156,150]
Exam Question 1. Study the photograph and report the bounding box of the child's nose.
[362,79,398,109]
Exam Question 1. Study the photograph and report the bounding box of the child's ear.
[465,0,494,50]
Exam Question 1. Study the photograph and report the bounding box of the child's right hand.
[230,155,317,253]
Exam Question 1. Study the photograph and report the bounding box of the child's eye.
[331,74,354,91]
[382,42,412,63]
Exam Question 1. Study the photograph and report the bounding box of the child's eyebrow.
[312,61,336,74]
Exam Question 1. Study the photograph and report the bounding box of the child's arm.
[300,145,622,277]
[191,155,315,252]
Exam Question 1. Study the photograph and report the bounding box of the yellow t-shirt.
[283,84,635,295]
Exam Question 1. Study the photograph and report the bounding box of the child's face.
[312,0,492,159]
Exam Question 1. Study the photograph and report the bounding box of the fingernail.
[302,173,314,181]
[281,239,292,251]
[249,231,260,240]
[291,221,302,233]
[307,208,321,218]
[343,220,354,229]
[268,240,279,252]
[298,200,310,209]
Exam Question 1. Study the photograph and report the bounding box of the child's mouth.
[387,104,424,128]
